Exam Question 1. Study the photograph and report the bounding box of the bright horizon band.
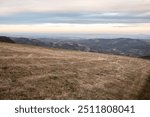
[0,23,150,34]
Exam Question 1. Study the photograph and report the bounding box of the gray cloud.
[0,12,150,24]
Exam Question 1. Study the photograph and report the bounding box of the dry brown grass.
[0,42,150,100]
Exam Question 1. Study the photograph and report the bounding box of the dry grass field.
[0,42,150,99]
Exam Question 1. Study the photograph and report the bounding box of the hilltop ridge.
[0,42,150,99]
[0,36,15,43]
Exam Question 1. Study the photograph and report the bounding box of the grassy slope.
[0,42,150,100]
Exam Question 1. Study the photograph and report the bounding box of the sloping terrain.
[0,42,150,99]
[78,38,150,56]
[0,36,15,43]
[11,37,150,57]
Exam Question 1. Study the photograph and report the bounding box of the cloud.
[0,0,149,34]
[0,12,150,24]
[0,0,149,24]
[0,0,150,15]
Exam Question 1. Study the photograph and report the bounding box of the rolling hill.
[0,42,150,99]
[0,36,15,43]
[11,36,150,57]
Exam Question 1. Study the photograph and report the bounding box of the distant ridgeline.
[1,35,150,58]
[0,36,15,43]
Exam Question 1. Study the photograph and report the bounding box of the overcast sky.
[0,0,150,34]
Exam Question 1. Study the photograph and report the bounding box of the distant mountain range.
[0,35,150,58]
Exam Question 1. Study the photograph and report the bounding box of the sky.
[0,0,150,35]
